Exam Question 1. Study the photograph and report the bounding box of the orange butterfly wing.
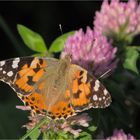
[70,65,111,112]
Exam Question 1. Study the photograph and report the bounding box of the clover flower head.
[62,27,117,77]
[17,105,92,137]
[94,0,140,39]
[106,129,136,140]
[61,113,92,136]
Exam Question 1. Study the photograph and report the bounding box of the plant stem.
[0,14,26,55]
[127,97,140,107]
[19,117,48,140]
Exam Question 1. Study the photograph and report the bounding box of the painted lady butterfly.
[0,55,111,119]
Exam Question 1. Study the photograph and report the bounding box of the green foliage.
[76,132,92,140]
[123,47,139,74]
[28,128,40,140]
[88,126,97,132]
[17,24,47,53]
[42,130,54,139]
[42,130,74,140]
[49,31,75,53]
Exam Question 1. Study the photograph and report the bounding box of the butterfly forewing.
[0,57,58,95]
[0,57,59,115]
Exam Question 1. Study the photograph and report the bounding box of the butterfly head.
[62,54,72,62]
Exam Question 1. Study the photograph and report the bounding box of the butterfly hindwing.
[70,65,111,112]
[46,97,75,120]
[17,92,48,115]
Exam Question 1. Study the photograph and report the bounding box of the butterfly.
[0,55,111,120]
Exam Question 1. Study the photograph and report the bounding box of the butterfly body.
[0,56,111,119]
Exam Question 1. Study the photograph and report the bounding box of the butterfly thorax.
[57,56,71,76]
[42,56,74,107]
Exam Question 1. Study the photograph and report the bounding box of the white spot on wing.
[3,71,6,74]
[7,71,13,77]
[0,61,5,66]
[0,68,2,71]
[93,95,98,101]
[94,80,100,91]
[94,105,98,108]
[12,58,20,69]
[14,58,20,62]
[12,63,18,69]
[104,89,108,96]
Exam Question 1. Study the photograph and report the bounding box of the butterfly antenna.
[59,24,63,35]
[99,69,112,79]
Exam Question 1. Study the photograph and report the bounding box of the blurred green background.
[0,2,101,139]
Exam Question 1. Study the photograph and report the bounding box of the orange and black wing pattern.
[0,57,48,95]
[70,65,111,112]
[0,57,58,116]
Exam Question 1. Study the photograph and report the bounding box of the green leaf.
[57,131,74,140]
[43,131,52,139]
[49,31,75,53]
[32,53,47,57]
[29,128,40,140]
[131,46,140,52]
[43,130,57,139]
[43,132,48,139]
[123,47,139,74]
[17,24,47,53]
[32,52,53,57]
[76,132,92,140]
[88,125,97,132]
